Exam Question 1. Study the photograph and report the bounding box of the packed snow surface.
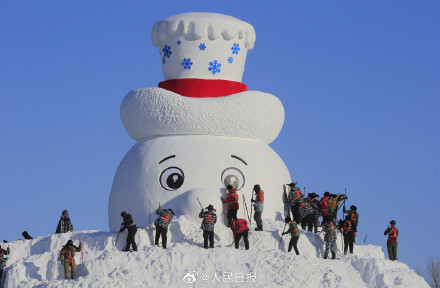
[1,216,428,288]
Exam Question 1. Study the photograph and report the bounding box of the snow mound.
[1,217,428,288]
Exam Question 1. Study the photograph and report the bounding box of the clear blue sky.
[1,0,439,272]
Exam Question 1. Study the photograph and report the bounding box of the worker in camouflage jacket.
[154,206,174,249]
[287,183,304,223]
[199,205,217,249]
[322,216,338,259]
[301,193,320,233]
[59,240,81,279]
[56,210,74,234]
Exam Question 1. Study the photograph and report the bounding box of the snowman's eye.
[221,168,245,191]
[160,167,184,191]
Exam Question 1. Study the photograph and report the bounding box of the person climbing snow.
[154,205,174,249]
[300,193,319,233]
[222,185,239,226]
[328,193,347,224]
[343,205,359,228]
[384,220,399,261]
[341,215,357,255]
[59,240,81,280]
[287,183,304,223]
[322,216,338,259]
[0,244,10,282]
[250,184,264,231]
[282,216,300,255]
[199,204,217,249]
[119,211,137,252]
[56,210,73,234]
[230,219,249,250]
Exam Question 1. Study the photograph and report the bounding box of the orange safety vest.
[344,220,352,232]
[388,227,398,241]
[351,212,358,222]
[0,250,4,260]
[288,221,299,233]
[161,214,172,223]
[204,214,215,222]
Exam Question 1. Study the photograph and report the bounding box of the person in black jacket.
[56,210,74,234]
[341,215,357,254]
[120,211,137,252]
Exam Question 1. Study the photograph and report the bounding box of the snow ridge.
[1,216,428,288]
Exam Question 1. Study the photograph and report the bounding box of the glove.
[355,232,357,237]
[250,199,255,203]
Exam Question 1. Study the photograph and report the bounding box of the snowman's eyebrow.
[158,155,176,164]
[231,155,247,165]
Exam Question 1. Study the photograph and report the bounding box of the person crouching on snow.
[199,205,217,249]
[154,205,174,249]
[282,216,300,255]
[322,216,338,259]
[230,219,249,250]
[59,240,81,280]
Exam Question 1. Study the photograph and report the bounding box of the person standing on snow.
[119,211,137,252]
[287,183,304,223]
[59,240,81,280]
[0,244,10,282]
[328,193,347,224]
[154,206,174,249]
[384,220,399,261]
[199,205,217,249]
[250,184,264,231]
[322,216,338,259]
[56,210,74,234]
[341,215,356,255]
[282,216,300,255]
[222,185,239,227]
[230,219,249,250]
[343,205,359,228]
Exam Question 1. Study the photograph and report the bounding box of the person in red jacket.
[222,185,239,226]
[250,184,264,231]
[230,219,249,250]
[384,220,399,261]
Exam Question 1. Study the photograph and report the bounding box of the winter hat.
[390,220,396,225]
[350,205,357,211]
[324,192,330,197]
[206,205,216,211]
[168,209,175,215]
[288,183,296,188]
[226,185,234,191]
[66,240,73,246]
[120,12,285,144]
[308,193,318,199]
[253,184,261,192]
[121,211,127,218]
[62,210,68,216]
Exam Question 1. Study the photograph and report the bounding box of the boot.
[331,253,336,259]
[323,253,328,259]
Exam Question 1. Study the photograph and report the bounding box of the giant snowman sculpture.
[109,12,291,231]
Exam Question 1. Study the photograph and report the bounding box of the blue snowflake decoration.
[181,58,193,70]
[227,57,234,64]
[199,43,207,51]
[231,43,240,54]
[162,45,172,59]
[177,40,181,45]
[208,60,221,75]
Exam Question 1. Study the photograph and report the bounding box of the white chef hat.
[120,13,284,144]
